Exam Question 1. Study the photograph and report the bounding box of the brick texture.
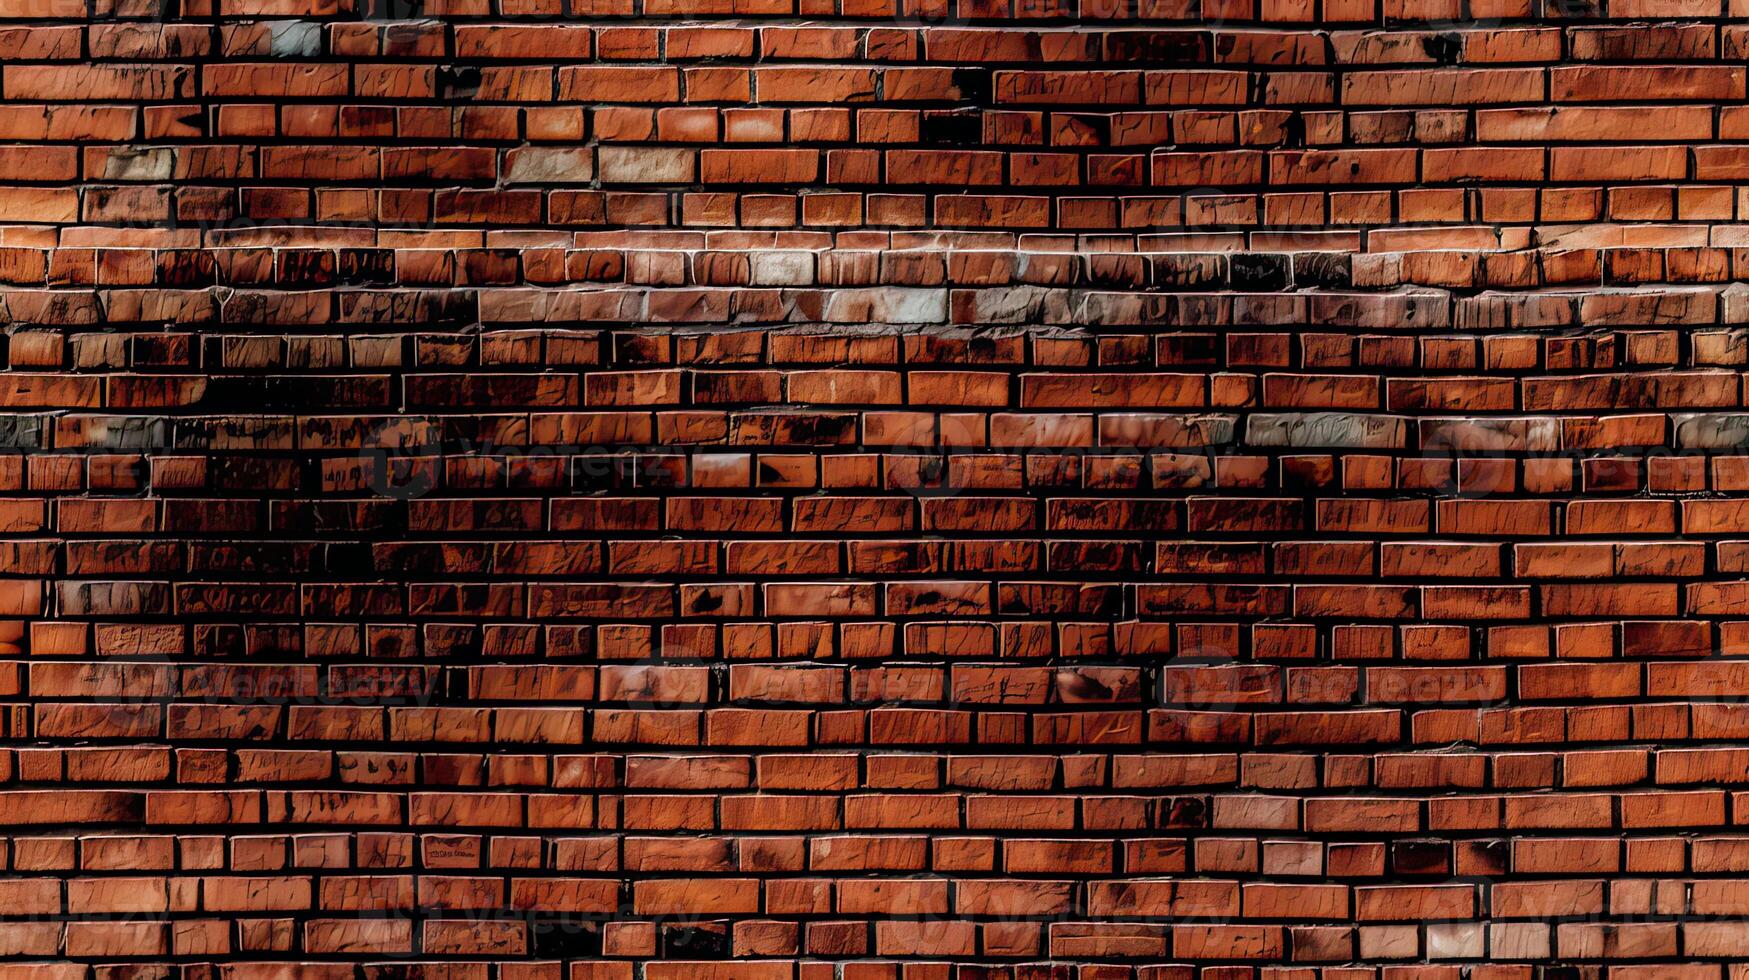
[6,0,1749,976]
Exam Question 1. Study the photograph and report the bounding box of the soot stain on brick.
[530,920,601,958]
[922,110,982,146]
[438,64,482,101]
[951,67,992,105]
[1421,33,1463,65]
[663,923,728,958]
[1229,253,1291,291]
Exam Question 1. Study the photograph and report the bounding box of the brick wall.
[4,0,1749,976]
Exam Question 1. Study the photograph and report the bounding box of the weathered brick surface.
[6,0,1749,976]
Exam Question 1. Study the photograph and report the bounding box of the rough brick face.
[6,0,1749,976]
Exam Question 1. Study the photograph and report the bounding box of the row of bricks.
[32,917,1749,962]
[6,0,1602,23]
[0,223,1716,255]
[16,199,1749,245]
[7,0,1738,23]
[30,658,1749,705]
[14,616,1744,663]
[582,917,1749,963]
[0,230,1599,263]
[1162,701,1749,748]
[5,376,1748,426]
[1161,143,1749,187]
[22,243,1749,297]
[0,607,1744,656]
[9,745,1746,794]
[36,188,1749,248]
[26,655,1749,704]
[36,496,1749,539]
[42,105,1749,154]
[17,374,1749,413]
[0,410,1731,451]
[7,827,1749,879]
[0,285,1445,327]
[36,21,1749,68]
[0,434,1652,498]
[0,874,1713,919]
[8,453,1749,496]
[36,371,1749,411]
[0,410,1732,455]
[71,103,1749,157]
[0,661,1735,724]
[0,918,1467,964]
[35,146,1749,194]
[0,64,1258,107]
[63,366,1749,411]
[8,454,1749,497]
[0,875,1569,918]
[0,917,1424,963]
[20,490,1672,530]
[398,446,1749,491]
[44,23,1688,66]
[17,190,1725,245]
[148,917,1749,965]
[0,228,1369,249]
[0,873,1744,929]
[21,184,1749,239]
[1364,248,1749,289]
[0,102,1321,151]
[30,242,1749,299]
[0,654,1714,717]
[3,535,1749,598]
[24,529,1749,574]
[29,782,1749,829]
[7,186,1283,241]
[10,775,1749,841]
[0,23,1332,65]
[4,284,1739,328]
[39,576,1749,618]
[0,247,1355,290]
[0,919,1710,967]
[3,310,1744,347]
[507,454,1749,493]
[0,409,1739,450]
[2,965,1738,980]
[6,616,1749,669]
[29,491,1749,536]
[44,366,1749,404]
[1067,188,1749,234]
[1,326,1744,373]
[0,104,1354,152]
[0,660,1178,703]
[11,699,1749,748]
[0,966,1632,980]
[11,914,1749,960]
[0,191,1530,245]
[0,828,1438,875]
[23,335,1730,375]
[13,189,1630,245]
[13,773,1749,843]
[24,145,1617,190]
[72,407,1710,450]
[31,63,1749,108]
[22,580,1635,626]
[15,632,1749,692]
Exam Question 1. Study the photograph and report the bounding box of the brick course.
[4,0,1749,976]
